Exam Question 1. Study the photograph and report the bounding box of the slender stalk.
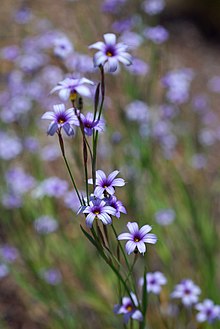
[57,131,83,205]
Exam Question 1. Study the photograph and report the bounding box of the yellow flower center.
[126,305,133,312]
[106,51,113,57]
[58,119,65,124]
[134,237,140,242]
[70,91,77,101]
[94,211,100,215]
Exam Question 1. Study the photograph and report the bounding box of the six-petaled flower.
[83,198,116,228]
[89,33,132,72]
[50,77,94,101]
[171,279,201,307]
[139,271,167,294]
[88,170,125,197]
[195,299,220,323]
[114,292,143,324]
[118,222,157,255]
[41,103,78,136]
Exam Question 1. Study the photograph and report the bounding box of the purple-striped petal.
[103,33,116,45]
[127,222,139,234]
[142,233,157,244]
[137,241,146,254]
[139,224,152,237]
[94,186,104,197]
[125,240,136,255]
[85,213,96,228]
[41,111,56,120]
[47,122,58,136]
[112,178,125,187]
[108,170,119,182]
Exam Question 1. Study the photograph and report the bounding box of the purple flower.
[142,0,165,15]
[72,111,105,136]
[50,77,94,101]
[208,76,220,93]
[102,0,127,13]
[83,198,116,228]
[125,58,149,76]
[139,271,167,294]
[89,33,132,73]
[162,68,194,104]
[0,132,22,160]
[34,216,58,234]
[105,195,127,218]
[41,103,78,136]
[114,292,143,323]
[195,299,220,323]
[118,222,157,255]
[0,245,19,263]
[5,167,35,195]
[171,279,201,307]
[41,268,62,285]
[88,170,125,197]
[53,36,73,59]
[143,26,169,44]
[125,100,149,122]
[154,208,175,226]
[32,177,68,199]
[1,193,22,209]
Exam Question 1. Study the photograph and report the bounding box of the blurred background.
[1,0,220,328]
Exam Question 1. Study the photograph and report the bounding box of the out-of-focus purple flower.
[0,264,9,278]
[114,292,143,323]
[208,76,220,93]
[125,100,149,122]
[102,0,127,13]
[34,216,58,234]
[42,103,78,136]
[162,68,194,104]
[112,18,134,34]
[1,193,22,209]
[41,144,60,161]
[195,299,220,323]
[83,198,116,228]
[159,104,177,120]
[125,58,149,76]
[143,25,169,44]
[66,53,94,73]
[119,32,143,49]
[171,279,201,307]
[192,94,209,113]
[89,33,132,73]
[105,195,127,218]
[41,268,62,285]
[50,77,94,101]
[155,208,175,225]
[1,45,20,61]
[5,167,36,195]
[139,271,167,294]
[190,154,207,169]
[0,245,19,263]
[142,0,165,15]
[0,132,22,160]
[14,7,33,24]
[63,190,82,212]
[16,53,48,72]
[118,222,157,255]
[41,66,63,86]
[199,129,216,146]
[88,170,125,197]
[53,35,74,59]
[32,177,68,199]
[24,137,39,153]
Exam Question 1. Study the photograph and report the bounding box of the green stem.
[57,132,82,205]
